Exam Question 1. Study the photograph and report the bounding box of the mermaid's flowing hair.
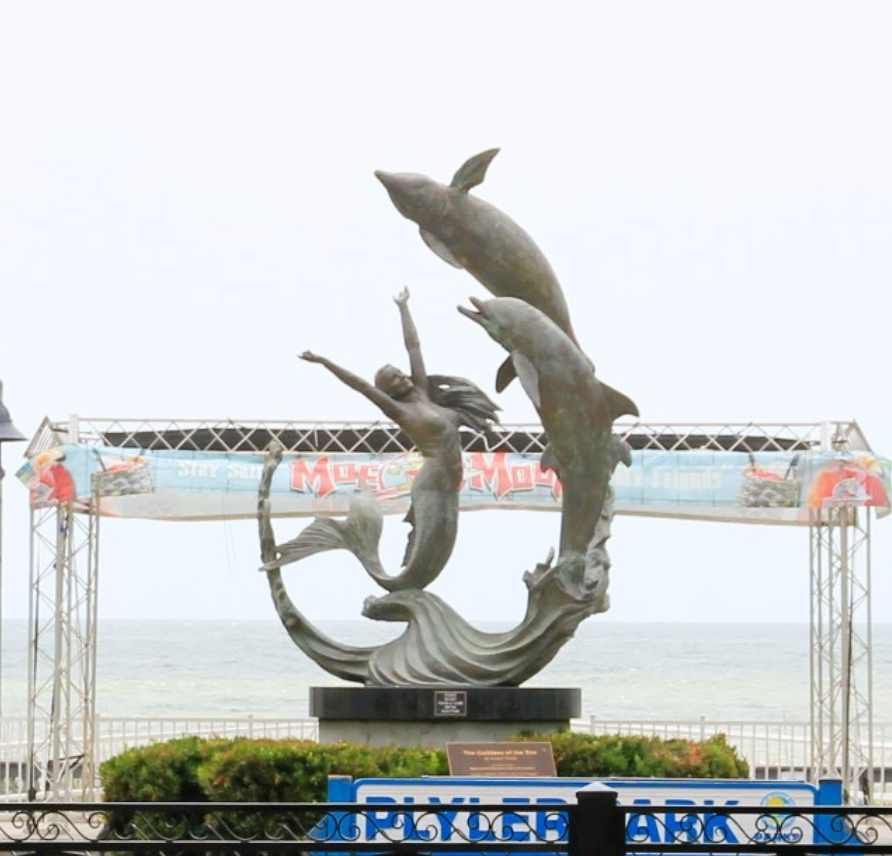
[427,374,501,435]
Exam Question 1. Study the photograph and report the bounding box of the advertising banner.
[17,443,891,524]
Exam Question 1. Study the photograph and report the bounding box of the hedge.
[513,731,749,779]
[100,731,748,804]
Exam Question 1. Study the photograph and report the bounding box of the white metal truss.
[810,502,874,801]
[26,500,98,800]
[20,416,879,800]
[25,416,871,457]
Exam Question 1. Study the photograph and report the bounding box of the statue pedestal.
[310,686,580,747]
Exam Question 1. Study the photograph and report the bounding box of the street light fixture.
[0,377,26,718]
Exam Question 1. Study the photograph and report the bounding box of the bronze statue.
[458,295,638,581]
[261,288,499,593]
[376,149,590,392]
[258,148,639,688]
[259,444,617,686]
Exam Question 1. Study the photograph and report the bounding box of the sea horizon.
[2,619,888,723]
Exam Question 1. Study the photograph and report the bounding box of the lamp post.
[0,377,26,718]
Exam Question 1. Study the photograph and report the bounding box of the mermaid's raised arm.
[299,351,403,422]
[393,288,427,392]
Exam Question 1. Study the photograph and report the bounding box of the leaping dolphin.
[376,149,586,391]
[458,296,638,564]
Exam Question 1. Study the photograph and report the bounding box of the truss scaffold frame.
[20,416,880,799]
[26,500,98,800]
[810,501,874,802]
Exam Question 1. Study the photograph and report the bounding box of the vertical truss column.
[26,502,99,800]
[810,503,873,802]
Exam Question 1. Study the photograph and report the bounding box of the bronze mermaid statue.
[261,288,499,593]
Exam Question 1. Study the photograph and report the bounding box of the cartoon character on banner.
[807,455,891,509]
[20,448,77,507]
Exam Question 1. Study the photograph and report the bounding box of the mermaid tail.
[257,447,372,682]
[261,493,384,573]
[261,467,458,592]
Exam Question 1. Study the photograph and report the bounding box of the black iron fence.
[573,783,892,854]
[1,788,892,855]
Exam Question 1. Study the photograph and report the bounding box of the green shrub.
[515,730,749,778]
[100,730,747,807]
[100,735,218,802]
[102,737,449,803]
[194,738,448,802]
[99,735,227,836]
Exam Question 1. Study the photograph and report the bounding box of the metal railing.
[2,794,892,854]
[575,717,814,773]
[575,717,892,798]
[5,714,892,801]
[1,715,318,799]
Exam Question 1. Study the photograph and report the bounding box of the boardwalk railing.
[2,792,892,854]
[3,714,892,800]
[574,717,892,797]
[0,715,318,798]
[574,717,815,775]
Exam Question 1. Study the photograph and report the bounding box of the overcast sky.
[0,2,890,630]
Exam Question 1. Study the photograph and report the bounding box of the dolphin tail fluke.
[450,148,500,192]
[601,382,640,420]
[260,495,385,577]
[495,356,517,393]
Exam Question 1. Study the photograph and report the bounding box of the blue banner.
[16,444,891,524]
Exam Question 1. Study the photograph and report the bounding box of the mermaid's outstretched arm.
[299,351,404,423]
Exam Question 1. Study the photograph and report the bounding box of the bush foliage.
[100,731,747,803]
[515,731,749,779]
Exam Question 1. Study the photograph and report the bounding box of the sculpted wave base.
[258,444,613,687]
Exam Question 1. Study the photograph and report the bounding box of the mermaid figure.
[261,288,499,592]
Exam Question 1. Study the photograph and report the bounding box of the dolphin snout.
[374,170,398,191]
[457,297,486,325]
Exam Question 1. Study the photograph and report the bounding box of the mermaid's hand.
[393,287,410,306]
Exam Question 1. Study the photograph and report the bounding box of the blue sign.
[322,776,845,848]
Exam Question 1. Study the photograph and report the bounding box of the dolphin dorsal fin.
[600,382,640,420]
[450,148,500,192]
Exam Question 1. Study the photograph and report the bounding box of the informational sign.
[18,443,891,524]
[446,742,556,777]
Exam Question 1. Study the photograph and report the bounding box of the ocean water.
[2,620,891,722]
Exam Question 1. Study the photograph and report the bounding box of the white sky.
[0,1,890,627]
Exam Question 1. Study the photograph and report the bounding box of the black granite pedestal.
[311,686,580,747]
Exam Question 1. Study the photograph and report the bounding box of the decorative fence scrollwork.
[2,799,892,855]
[0,801,571,853]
